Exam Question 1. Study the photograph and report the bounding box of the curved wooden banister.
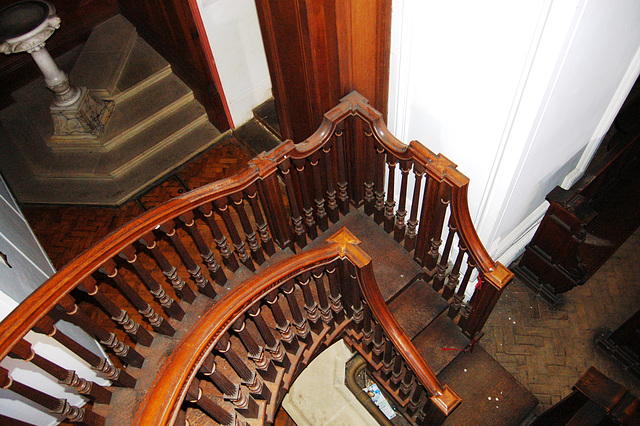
[0,90,510,424]
[135,228,457,425]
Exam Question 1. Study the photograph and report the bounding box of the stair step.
[388,279,448,339]
[411,311,470,376]
[111,37,172,103]
[70,15,138,99]
[39,99,209,179]
[437,346,538,425]
[252,98,281,140]
[234,118,282,156]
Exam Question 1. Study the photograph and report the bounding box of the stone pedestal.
[0,0,112,141]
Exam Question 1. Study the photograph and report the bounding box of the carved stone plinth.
[50,87,114,142]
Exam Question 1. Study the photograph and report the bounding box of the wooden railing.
[136,228,460,425]
[0,91,511,424]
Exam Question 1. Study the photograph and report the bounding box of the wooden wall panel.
[117,0,231,131]
[0,0,119,107]
[255,0,390,142]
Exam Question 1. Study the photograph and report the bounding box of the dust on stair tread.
[438,346,538,425]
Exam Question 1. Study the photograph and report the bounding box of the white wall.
[197,0,273,127]
[389,0,640,266]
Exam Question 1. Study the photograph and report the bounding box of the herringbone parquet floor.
[19,129,640,420]
[483,229,640,415]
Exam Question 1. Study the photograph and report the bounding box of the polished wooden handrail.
[135,227,455,425]
[0,90,507,424]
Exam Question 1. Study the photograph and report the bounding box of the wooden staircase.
[0,92,537,425]
[0,15,222,206]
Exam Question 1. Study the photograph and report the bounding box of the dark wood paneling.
[117,0,231,131]
[0,0,119,107]
[255,0,391,142]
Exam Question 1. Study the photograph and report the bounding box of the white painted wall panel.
[197,0,272,127]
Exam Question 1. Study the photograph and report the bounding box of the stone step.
[112,37,171,103]
[39,99,209,179]
[69,15,138,99]
[1,118,222,206]
[47,72,194,152]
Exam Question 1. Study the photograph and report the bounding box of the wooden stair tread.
[437,346,538,425]
[388,279,448,339]
[307,210,424,301]
[411,312,470,376]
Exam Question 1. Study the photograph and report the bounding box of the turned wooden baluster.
[408,384,424,414]
[293,159,318,239]
[179,211,227,286]
[400,368,416,401]
[373,144,386,224]
[442,241,467,301]
[55,295,144,368]
[264,289,299,353]
[415,177,451,270]
[363,130,376,216]
[216,335,271,400]
[334,122,350,215]
[255,161,293,250]
[99,259,175,336]
[404,164,425,251]
[119,245,185,320]
[199,202,240,272]
[231,316,277,382]
[449,257,476,320]
[247,304,290,368]
[245,184,276,256]
[0,367,104,425]
[372,322,385,364]
[279,158,307,248]
[322,142,340,223]
[309,152,329,231]
[138,232,197,303]
[427,189,452,272]
[281,279,311,341]
[380,338,394,380]
[215,197,255,271]
[77,276,153,346]
[390,353,404,391]
[347,262,364,332]
[33,316,136,388]
[325,261,345,322]
[312,267,333,324]
[361,304,374,349]
[394,160,411,242]
[9,338,112,404]
[230,192,266,265]
[199,355,259,418]
[160,220,217,298]
[384,154,397,233]
[433,217,457,292]
[296,271,321,332]
[185,378,244,426]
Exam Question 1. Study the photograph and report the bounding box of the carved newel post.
[0,0,113,141]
